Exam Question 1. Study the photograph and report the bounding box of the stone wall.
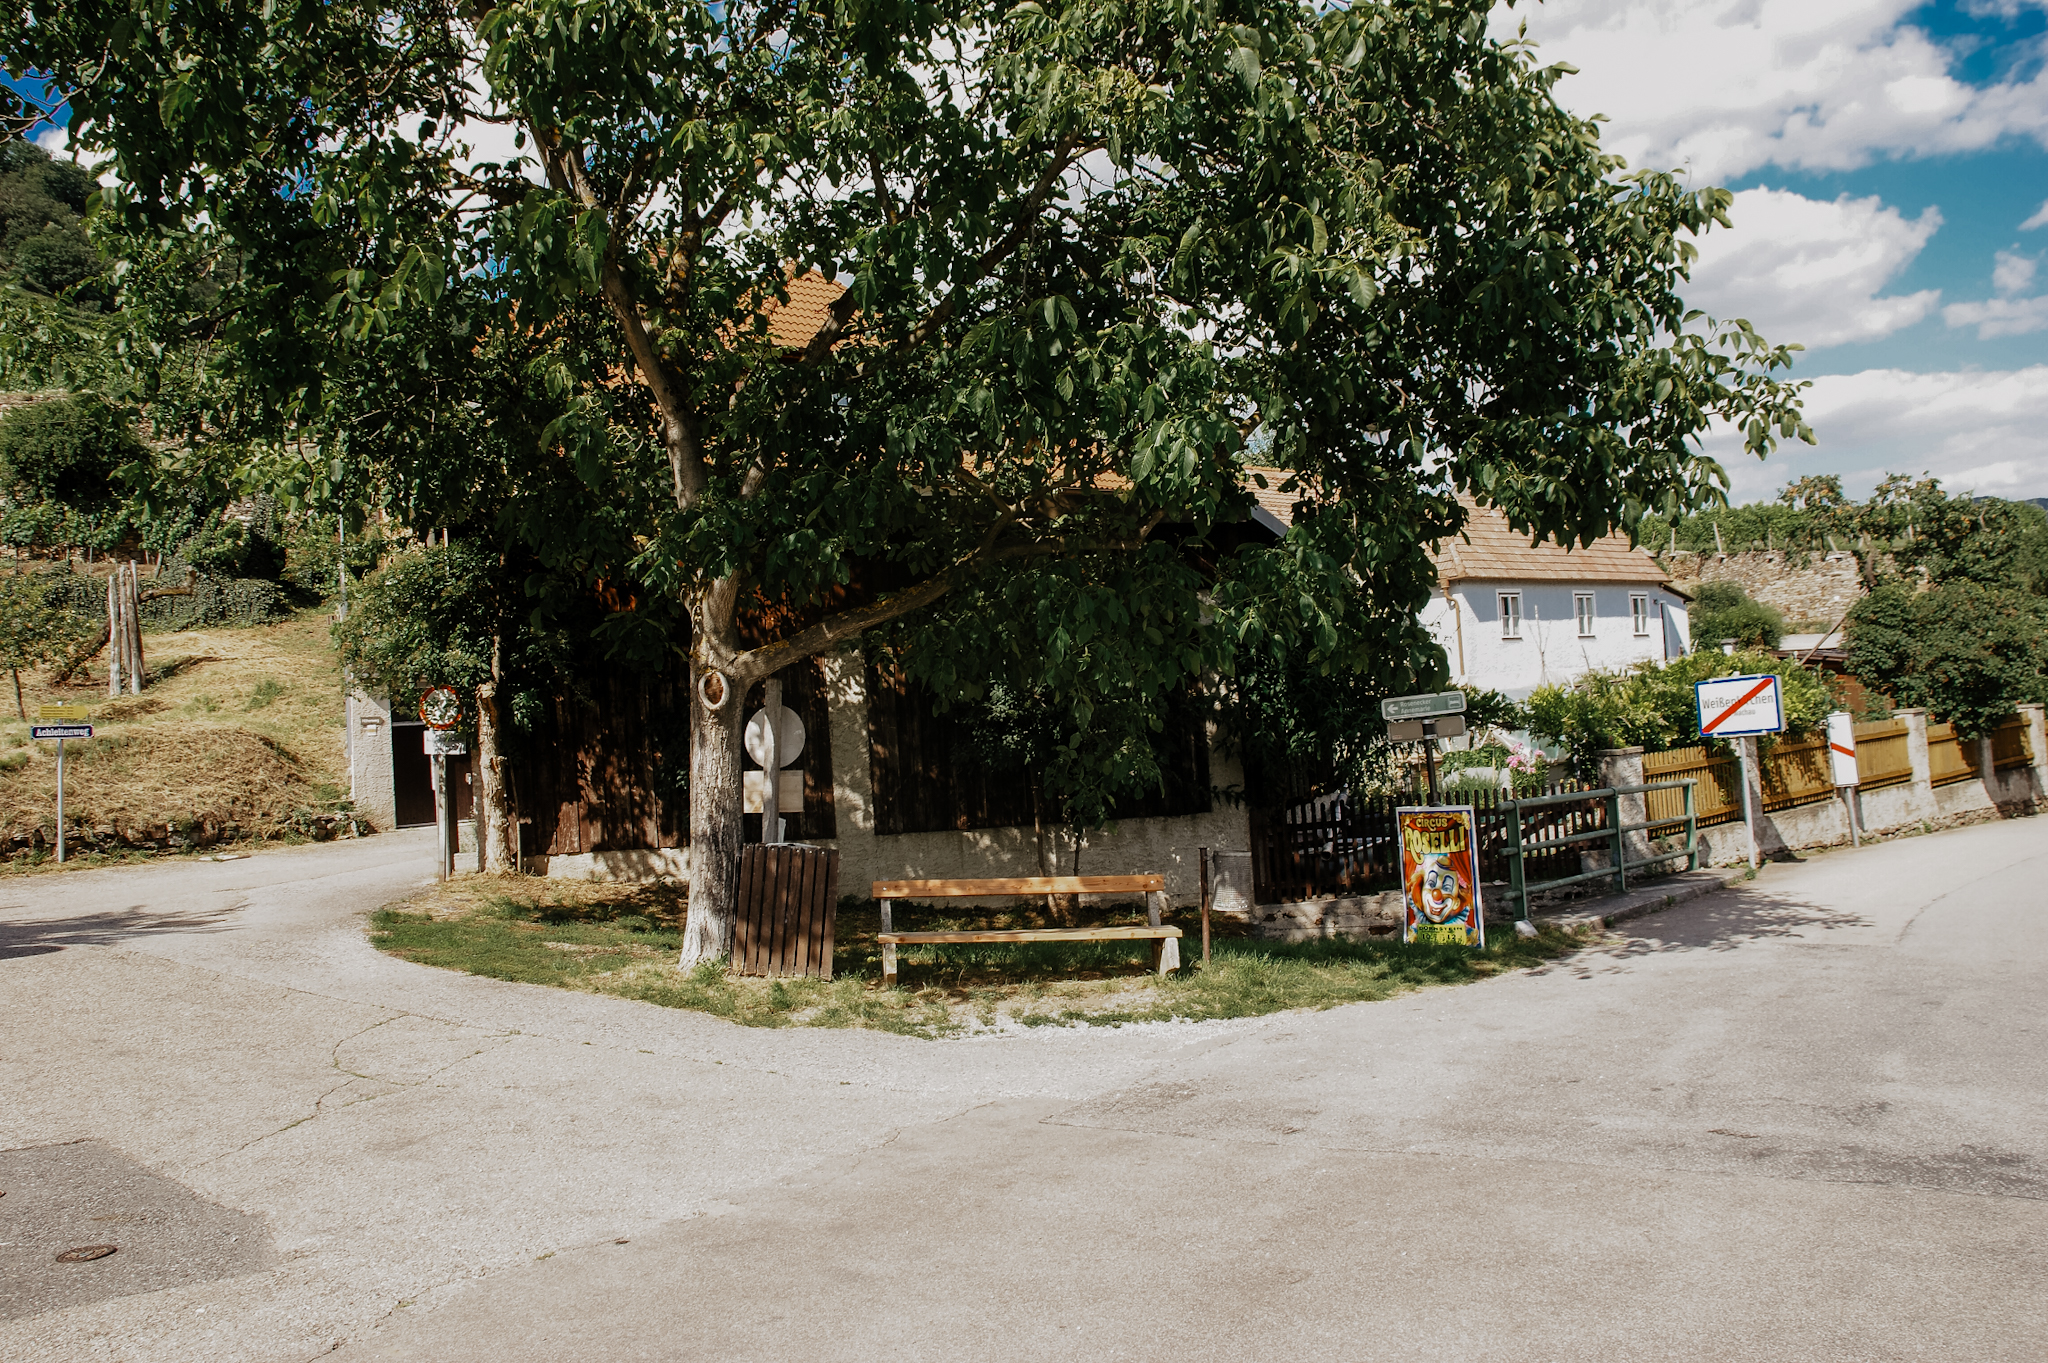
[1658,549,1864,624]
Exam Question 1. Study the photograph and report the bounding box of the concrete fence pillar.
[1597,746,1652,871]
[2019,702,2047,808]
[1895,708,1935,821]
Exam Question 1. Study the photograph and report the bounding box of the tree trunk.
[679,654,748,968]
[12,667,22,722]
[475,676,515,874]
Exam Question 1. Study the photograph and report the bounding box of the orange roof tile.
[1240,473,1670,587]
[1430,501,1670,586]
[751,271,846,350]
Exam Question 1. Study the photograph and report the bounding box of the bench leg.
[1152,937,1180,975]
[882,941,897,989]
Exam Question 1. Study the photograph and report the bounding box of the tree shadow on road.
[1579,883,1877,965]
[0,904,242,959]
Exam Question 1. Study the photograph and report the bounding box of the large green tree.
[5,0,1809,964]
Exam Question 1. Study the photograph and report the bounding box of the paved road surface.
[2,819,2043,1360]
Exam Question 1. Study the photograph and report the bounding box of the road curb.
[1535,865,1758,933]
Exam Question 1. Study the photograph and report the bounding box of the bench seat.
[873,874,1182,987]
[878,926,1184,945]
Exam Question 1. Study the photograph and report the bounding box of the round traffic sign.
[419,687,463,730]
[744,704,805,767]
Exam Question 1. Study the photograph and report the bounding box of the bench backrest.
[872,875,1164,899]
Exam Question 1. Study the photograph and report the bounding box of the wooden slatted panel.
[516,666,689,857]
[1761,734,1835,812]
[1852,718,1912,790]
[1990,714,2034,770]
[1926,721,1976,787]
[865,659,1209,836]
[1644,746,1742,826]
[732,844,840,978]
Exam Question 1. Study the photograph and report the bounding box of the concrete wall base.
[520,848,689,882]
[1251,891,1403,942]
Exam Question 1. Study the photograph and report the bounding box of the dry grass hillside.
[0,609,352,864]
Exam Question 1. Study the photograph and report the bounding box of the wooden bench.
[873,875,1182,989]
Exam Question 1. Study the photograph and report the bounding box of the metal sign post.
[423,727,468,880]
[1827,710,1861,848]
[31,709,93,864]
[1696,674,1785,871]
[1385,693,1468,806]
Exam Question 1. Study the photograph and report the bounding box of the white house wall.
[807,648,1251,908]
[1423,581,1691,699]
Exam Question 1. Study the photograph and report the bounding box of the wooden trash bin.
[732,844,841,979]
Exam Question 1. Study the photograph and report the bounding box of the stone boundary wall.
[1657,549,1864,624]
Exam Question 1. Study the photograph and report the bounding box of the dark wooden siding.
[511,657,836,856]
[865,659,1211,836]
[513,667,689,856]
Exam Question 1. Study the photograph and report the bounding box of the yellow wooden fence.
[1643,745,1742,827]
[1852,717,1913,790]
[1925,721,1977,787]
[1990,714,2035,771]
[1759,734,1835,812]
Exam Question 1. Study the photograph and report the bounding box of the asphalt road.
[2,817,2044,1360]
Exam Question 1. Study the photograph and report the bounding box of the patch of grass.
[368,877,1587,1037]
[1,609,350,867]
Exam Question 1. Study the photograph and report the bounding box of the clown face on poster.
[1399,806,1484,947]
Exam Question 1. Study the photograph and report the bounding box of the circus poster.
[1398,806,1484,948]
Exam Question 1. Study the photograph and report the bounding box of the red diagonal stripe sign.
[1701,676,1776,734]
[1830,742,1854,758]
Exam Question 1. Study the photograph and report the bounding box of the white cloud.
[1703,366,2048,499]
[2022,200,2048,230]
[1943,294,2048,336]
[33,124,72,157]
[1991,247,2038,294]
[1491,1,2048,181]
[1941,247,2048,336]
[1684,187,1941,348]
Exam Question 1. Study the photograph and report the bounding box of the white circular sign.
[744,704,805,768]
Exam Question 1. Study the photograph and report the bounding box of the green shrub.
[1690,581,1784,651]
[1527,649,1832,766]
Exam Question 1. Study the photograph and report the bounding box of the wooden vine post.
[104,561,144,697]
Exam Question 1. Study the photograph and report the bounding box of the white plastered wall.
[1422,580,1691,699]
[347,689,397,831]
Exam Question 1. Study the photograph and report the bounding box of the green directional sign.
[1381,690,1467,722]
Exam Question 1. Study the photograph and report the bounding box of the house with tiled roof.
[1422,502,1691,697]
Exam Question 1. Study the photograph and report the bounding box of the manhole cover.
[54,1245,118,1263]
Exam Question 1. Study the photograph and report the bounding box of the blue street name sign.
[30,724,92,740]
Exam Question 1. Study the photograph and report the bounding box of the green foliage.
[0,394,143,549]
[280,514,385,602]
[1845,579,2048,738]
[12,0,1812,882]
[0,141,106,306]
[1526,649,1832,765]
[1690,580,1785,650]
[332,542,504,703]
[0,570,95,706]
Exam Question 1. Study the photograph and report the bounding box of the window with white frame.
[1499,592,1521,638]
[1574,592,1596,637]
[1631,593,1650,636]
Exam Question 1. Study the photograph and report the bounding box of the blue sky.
[1494,0,2048,503]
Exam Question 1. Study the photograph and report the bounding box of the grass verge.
[0,608,350,869]
[370,876,1587,1038]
